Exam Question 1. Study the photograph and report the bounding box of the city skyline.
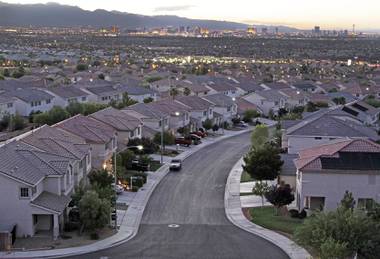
[3,0,380,31]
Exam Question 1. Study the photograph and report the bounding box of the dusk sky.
[5,0,380,30]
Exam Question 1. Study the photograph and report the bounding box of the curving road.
[71,132,289,259]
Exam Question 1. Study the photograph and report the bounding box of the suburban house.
[175,96,214,130]
[120,85,158,103]
[204,79,239,98]
[181,80,211,96]
[343,100,380,126]
[90,107,142,150]
[243,89,287,116]
[0,141,75,240]
[12,88,54,116]
[54,115,117,169]
[82,85,125,105]
[123,104,170,136]
[294,139,380,211]
[20,125,92,186]
[283,113,380,154]
[0,95,16,119]
[203,93,238,123]
[148,100,192,133]
[278,88,310,109]
[235,97,262,117]
[45,86,90,107]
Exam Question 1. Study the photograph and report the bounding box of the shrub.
[298,209,307,219]
[76,64,88,71]
[289,209,299,218]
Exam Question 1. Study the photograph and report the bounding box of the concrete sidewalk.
[224,158,312,259]
[0,127,254,258]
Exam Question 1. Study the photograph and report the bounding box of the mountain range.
[0,2,299,32]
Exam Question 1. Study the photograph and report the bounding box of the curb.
[1,128,254,258]
[224,158,312,259]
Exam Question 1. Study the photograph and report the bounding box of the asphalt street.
[71,132,289,259]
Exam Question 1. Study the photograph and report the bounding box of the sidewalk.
[224,158,311,259]
[0,127,254,258]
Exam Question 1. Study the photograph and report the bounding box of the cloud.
[154,5,195,12]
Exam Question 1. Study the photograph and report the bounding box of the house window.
[137,127,141,135]
[33,215,38,225]
[7,103,12,108]
[314,137,322,140]
[82,96,87,101]
[20,187,29,198]
[203,111,207,116]
[130,130,135,138]
[46,99,51,104]
[358,198,374,210]
[227,106,231,112]
[274,101,279,106]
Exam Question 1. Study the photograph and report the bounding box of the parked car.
[169,159,182,171]
[189,134,202,145]
[190,131,207,138]
[235,122,249,128]
[131,159,150,171]
[175,137,192,147]
[112,183,124,194]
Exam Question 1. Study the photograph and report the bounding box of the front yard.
[249,206,303,236]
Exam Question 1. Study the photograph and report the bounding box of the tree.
[169,87,179,99]
[143,97,154,103]
[264,184,294,214]
[340,191,355,211]
[243,143,283,181]
[12,67,25,79]
[243,109,260,123]
[251,125,269,150]
[122,92,138,107]
[212,124,219,132]
[0,113,10,131]
[66,102,84,116]
[332,97,346,105]
[10,114,26,131]
[76,64,88,71]
[78,191,111,232]
[294,206,380,259]
[88,169,114,189]
[305,102,318,112]
[202,119,213,131]
[33,106,70,125]
[183,87,191,96]
[3,69,10,77]
[153,131,175,147]
[252,181,269,207]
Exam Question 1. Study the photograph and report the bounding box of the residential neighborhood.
[0,1,380,258]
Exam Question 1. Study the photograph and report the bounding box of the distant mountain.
[0,1,299,32]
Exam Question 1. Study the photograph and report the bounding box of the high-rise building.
[314,26,321,34]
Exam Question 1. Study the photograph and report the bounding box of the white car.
[169,159,182,171]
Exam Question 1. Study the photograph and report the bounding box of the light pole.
[160,116,164,164]
[113,152,117,230]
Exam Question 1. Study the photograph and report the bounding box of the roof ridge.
[38,137,80,159]
[19,149,65,175]
[82,123,109,142]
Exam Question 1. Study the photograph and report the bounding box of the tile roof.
[0,141,72,185]
[47,86,89,99]
[203,93,235,107]
[125,103,169,119]
[294,139,380,171]
[54,115,116,144]
[12,88,54,103]
[21,125,90,160]
[175,96,213,110]
[31,192,71,213]
[287,113,379,140]
[90,107,142,132]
